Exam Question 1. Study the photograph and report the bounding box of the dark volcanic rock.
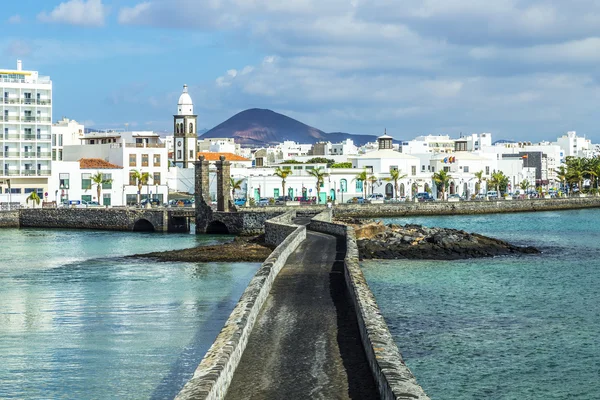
[351,221,540,260]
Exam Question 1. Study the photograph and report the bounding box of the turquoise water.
[0,229,260,399]
[363,209,600,399]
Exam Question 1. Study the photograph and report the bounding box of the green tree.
[519,179,530,193]
[474,170,485,195]
[331,162,352,168]
[488,171,509,194]
[385,169,407,199]
[307,166,329,204]
[306,157,336,167]
[26,191,41,208]
[432,170,452,200]
[91,172,113,205]
[367,175,378,197]
[585,157,600,191]
[565,156,586,194]
[554,165,568,193]
[131,169,150,205]
[273,167,293,200]
[280,160,303,164]
[230,177,244,200]
[353,169,368,199]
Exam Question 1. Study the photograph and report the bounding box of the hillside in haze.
[200,108,378,146]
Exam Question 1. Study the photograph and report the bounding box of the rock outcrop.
[341,220,540,260]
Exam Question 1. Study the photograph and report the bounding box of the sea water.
[0,228,260,399]
[362,209,600,399]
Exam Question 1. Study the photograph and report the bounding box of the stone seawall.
[175,217,306,400]
[0,210,19,228]
[309,211,430,400]
[334,196,600,218]
[264,210,298,246]
[19,208,168,232]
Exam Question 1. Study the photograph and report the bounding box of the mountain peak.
[200,108,377,147]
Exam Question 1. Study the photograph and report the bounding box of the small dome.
[177,84,194,115]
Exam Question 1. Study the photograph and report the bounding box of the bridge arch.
[133,218,155,232]
[206,220,230,234]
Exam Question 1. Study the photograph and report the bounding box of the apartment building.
[0,60,52,203]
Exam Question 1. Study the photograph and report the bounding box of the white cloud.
[8,15,22,24]
[117,2,150,24]
[38,0,108,27]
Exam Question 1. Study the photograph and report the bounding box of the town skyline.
[4,0,600,142]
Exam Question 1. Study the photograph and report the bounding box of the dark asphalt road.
[225,231,378,400]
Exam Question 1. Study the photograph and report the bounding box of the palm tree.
[554,165,568,194]
[585,157,600,191]
[26,191,41,208]
[273,167,292,200]
[519,179,530,194]
[474,170,485,196]
[432,170,452,200]
[565,156,586,194]
[131,169,150,205]
[385,169,407,199]
[489,171,509,195]
[230,177,244,201]
[307,167,328,204]
[353,169,368,199]
[367,175,378,197]
[92,172,113,205]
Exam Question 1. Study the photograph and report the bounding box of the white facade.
[0,60,52,204]
[60,130,169,205]
[554,131,592,158]
[173,84,198,169]
[51,117,84,162]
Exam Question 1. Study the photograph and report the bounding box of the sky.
[2,0,600,142]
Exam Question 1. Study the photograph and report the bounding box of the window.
[142,154,149,167]
[282,166,291,170]
[411,166,417,176]
[274,188,280,197]
[82,195,92,203]
[340,179,347,192]
[58,149,63,161]
[129,154,136,167]
[153,172,161,185]
[189,122,193,133]
[189,150,193,159]
[443,166,450,172]
[81,173,91,190]
[153,154,160,167]
[177,150,182,159]
[485,166,490,175]
[421,165,425,171]
[356,179,363,191]
[390,165,398,172]
[102,193,111,206]
[52,149,56,161]
[102,173,112,189]
[58,135,63,146]
[463,166,469,173]
[126,194,137,206]
[293,166,303,170]
[59,173,70,189]
[129,172,136,186]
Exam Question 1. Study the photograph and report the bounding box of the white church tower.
[173,84,198,168]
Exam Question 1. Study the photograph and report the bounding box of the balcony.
[23,135,36,141]
[2,99,52,105]
[22,151,37,158]
[125,143,166,148]
[4,152,20,158]
[3,134,21,140]
[37,152,51,158]
[37,134,52,140]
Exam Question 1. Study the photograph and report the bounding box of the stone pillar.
[195,156,212,233]
[216,155,231,212]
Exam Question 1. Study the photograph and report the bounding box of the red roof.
[197,152,250,162]
[79,158,123,169]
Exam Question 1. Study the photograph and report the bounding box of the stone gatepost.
[216,155,232,212]
[195,156,213,233]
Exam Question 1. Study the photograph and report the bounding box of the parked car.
[234,198,246,206]
[447,194,462,201]
[140,198,162,207]
[257,197,271,206]
[366,193,384,201]
[346,197,368,204]
[486,190,499,199]
[275,196,292,205]
[415,192,434,202]
[295,196,316,205]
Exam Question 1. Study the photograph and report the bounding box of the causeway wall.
[0,210,19,228]
[175,214,306,400]
[333,196,600,218]
[309,210,431,400]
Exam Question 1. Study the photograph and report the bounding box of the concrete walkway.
[225,231,378,400]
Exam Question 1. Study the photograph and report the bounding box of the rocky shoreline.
[129,235,274,263]
[341,219,540,260]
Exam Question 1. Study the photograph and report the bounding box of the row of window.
[3,188,43,194]
[129,172,161,186]
[129,154,161,167]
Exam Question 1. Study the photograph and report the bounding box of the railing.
[1,170,51,176]
[4,135,20,140]
[37,152,51,158]
[124,143,166,148]
[37,135,51,140]
[5,152,20,158]
[1,99,52,105]
[22,170,37,176]
[23,135,36,140]
[22,151,37,158]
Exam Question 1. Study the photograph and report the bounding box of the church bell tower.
[173,84,198,168]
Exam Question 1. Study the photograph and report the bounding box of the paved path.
[225,231,378,400]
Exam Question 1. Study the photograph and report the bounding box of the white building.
[0,60,52,204]
[58,130,169,205]
[173,84,198,169]
[51,117,84,161]
[554,131,592,159]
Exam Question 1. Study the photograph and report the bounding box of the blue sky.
[3,0,600,142]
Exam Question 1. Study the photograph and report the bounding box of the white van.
[486,190,498,199]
